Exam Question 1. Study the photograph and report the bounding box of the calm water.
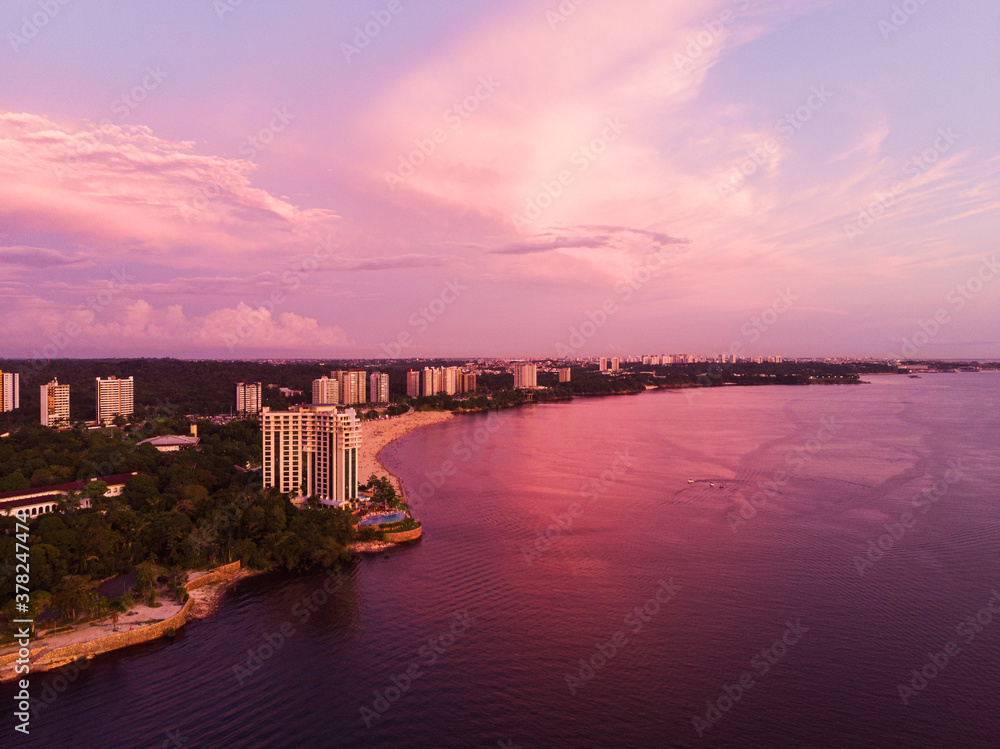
[3,374,999,748]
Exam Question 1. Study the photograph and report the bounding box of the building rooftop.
[136,435,201,449]
[0,472,152,502]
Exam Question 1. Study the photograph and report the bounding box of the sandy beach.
[359,410,453,496]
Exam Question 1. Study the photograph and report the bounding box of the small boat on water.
[709,482,715,487]
[688,479,694,483]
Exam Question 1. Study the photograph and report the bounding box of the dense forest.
[0,412,359,631]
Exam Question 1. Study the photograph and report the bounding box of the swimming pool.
[358,512,406,527]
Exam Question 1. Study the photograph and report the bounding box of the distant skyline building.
[235,381,262,415]
[513,362,537,389]
[599,357,608,372]
[369,372,390,403]
[95,376,134,425]
[422,367,444,397]
[332,369,367,405]
[558,367,571,383]
[406,370,421,398]
[0,371,19,412]
[40,378,70,427]
[261,404,361,506]
[460,372,477,393]
[312,376,340,405]
[443,366,460,396]
[611,357,620,372]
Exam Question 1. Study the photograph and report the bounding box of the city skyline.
[1,1,997,361]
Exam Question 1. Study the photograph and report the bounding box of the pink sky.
[1,0,998,359]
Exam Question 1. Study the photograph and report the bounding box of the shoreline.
[359,410,454,497]
[0,562,251,682]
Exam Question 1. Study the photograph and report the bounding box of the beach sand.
[359,410,453,496]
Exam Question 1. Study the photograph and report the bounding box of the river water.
[4,373,999,747]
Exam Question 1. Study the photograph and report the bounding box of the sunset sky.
[2,0,998,360]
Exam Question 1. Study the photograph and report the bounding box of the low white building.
[136,435,201,452]
[0,472,150,517]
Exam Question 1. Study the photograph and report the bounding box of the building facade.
[235,381,262,415]
[332,370,367,405]
[460,372,477,393]
[0,371,19,412]
[40,379,70,427]
[513,362,538,389]
[406,370,421,398]
[599,357,608,371]
[95,376,134,425]
[0,472,148,518]
[443,366,460,396]
[369,372,390,403]
[261,404,361,506]
[312,376,340,405]
[422,367,443,397]
[558,367,571,383]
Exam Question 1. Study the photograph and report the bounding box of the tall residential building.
[558,367,571,383]
[460,373,477,393]
[422,367,444,397]
[406,370,421,398]
[235,382,262,415]
[610,357,620,372]
[369,372,390,403]
[443,366,460,396]
[40,379,70,427]
[332,370,367,405]
[312,376,340,405]
[261,404,361,506]
[513,362,537,389]
[95,376,134,425]
[0,371,19,412]
[599,357,608,371]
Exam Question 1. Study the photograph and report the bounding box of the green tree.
[52,575,95,621]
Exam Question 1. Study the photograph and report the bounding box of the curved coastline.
[348,410,453,553]
[361,410,454,496]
